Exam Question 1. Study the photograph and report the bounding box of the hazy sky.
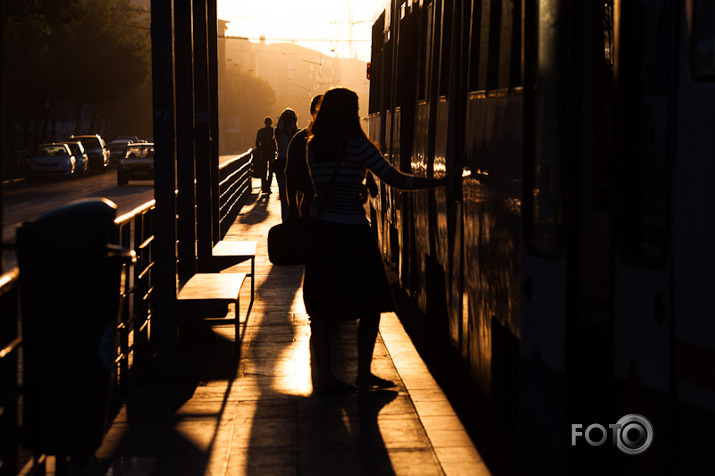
[217,0,387,61]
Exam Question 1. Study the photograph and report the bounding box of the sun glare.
[217,0,387,61]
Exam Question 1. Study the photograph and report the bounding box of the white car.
[59,141,89,176]
[30,144,76,179]
[69,134,110,172]
[108,139,133,166]
[117,143,154,185]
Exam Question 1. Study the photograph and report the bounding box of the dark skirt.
[303,220,394,320]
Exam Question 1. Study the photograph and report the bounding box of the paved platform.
[97,179,490,476]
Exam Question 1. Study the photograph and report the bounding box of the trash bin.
[16,198,135,455]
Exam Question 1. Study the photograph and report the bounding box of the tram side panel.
[422,2,448,329]
[399,9,421,297]
[672,1,715,468]
[430,0,459,350]
[434,97,460,346]
[610,3,677,474]
[412,0,445,318]
[368,17,389,271]
[411,102,431,313]
[369,6,398,273]
[607,1,715,472]
[410,2,430,313]
[372,0,715,474]
[371,0,546,471]
[445,1,529,470]
[368,112,387,258]
[383,0,526,437]
[516,0,579,473]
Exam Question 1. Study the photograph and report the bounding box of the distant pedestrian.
[285,95,322,220]
[275,108,299,221]
[254,117,276,194]
[304,88,455,393]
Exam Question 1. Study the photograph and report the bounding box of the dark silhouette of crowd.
[256,88,453,393]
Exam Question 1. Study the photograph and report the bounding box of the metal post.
[0,0,6,272]
[150,0,179,356]
[175,0,198,282]
[207,0,221,245]
[193,0,213,271]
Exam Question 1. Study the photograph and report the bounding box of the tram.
[367,1,715,474]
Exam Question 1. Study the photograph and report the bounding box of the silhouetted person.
[286,95,322,220]
[304,88,454,392]
[275,108,299,222]
[255,117,276,194]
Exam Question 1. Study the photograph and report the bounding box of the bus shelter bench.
[209,240,255,316]
[177,272,247,356]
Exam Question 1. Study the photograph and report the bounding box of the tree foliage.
[4,0,151,148]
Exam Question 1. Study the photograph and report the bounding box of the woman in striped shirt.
[305,87,452,393]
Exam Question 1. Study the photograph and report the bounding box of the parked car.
[117,142,154,185]
[108,139,132,166]
[58,141,89,176]
[29,143,76,179]
[115,135,140,143]
[69,134,110,171]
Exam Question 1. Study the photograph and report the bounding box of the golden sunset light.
[3,2,710,474]
[217,0,387,61]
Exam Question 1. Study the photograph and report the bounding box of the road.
[1,170,154,269]
[1,154,247,270]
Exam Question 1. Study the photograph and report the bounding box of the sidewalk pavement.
[97,179,490,476]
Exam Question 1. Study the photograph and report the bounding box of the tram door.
[611,1,677,471]
[519,0,571,471]
[520,1,620,473]
[659,1,715,472]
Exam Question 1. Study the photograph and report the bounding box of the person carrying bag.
[299,87,454,393]
[267,145,342,266]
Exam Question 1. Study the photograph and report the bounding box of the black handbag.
[251,149,270,178]
[267,150,342,266]
[267,217,314,266]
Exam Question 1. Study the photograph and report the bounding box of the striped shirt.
[308,136,440,224]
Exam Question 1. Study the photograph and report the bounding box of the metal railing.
[0,152,252,474]
[0,268,21,475]
[0,201,157,475]
[114,200,157,398]
[218,150,253,238]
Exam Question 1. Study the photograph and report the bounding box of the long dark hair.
[309,88,366,160]
[276,108,298,135]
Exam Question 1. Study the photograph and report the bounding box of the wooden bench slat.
[212,240,256,258]
[208,241,256,318]
[178,273,246,303]
[177,272,247,358]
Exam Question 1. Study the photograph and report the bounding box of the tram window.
[603,1,615,71]
[369,58,381,113]
[468,0,484,92]
[509,0,522,87]
[370,14,386,114]
[497,0,514,89]
[383,42,393,113]
[440,0,452,96]
[478,0,492,90]
[380,39,392,121]
[692,0,715,80]
[426,3,433,96]
[418,2,434,100]
[486,0,503,90]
